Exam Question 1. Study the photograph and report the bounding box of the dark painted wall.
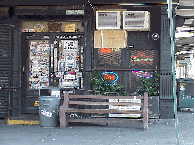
[91,5,161,94]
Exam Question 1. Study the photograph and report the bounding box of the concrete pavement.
[0,111,194,145]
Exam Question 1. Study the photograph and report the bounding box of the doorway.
[21,33,83,114]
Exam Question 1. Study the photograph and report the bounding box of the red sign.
[100,48,112,53]
[103,74,116,81]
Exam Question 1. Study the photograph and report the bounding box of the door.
[21,33,51,114]
[21,33,84,114]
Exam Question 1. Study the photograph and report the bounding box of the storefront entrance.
[21,33,84,114]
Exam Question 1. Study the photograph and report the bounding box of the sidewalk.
[0,111,194,145]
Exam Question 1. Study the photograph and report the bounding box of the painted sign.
[109,99,141,118]
[34,101,39,106]
[102,72,118,85]
[132,70,152,78]
[131,52,153,64]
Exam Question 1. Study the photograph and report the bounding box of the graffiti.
[40,109,53,117]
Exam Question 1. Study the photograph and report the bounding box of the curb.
[7,118,40,125]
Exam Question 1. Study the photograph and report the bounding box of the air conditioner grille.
[125,12,145,19]
[125,20,145,27]
[123,11,149,30]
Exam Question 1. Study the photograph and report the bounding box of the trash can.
[38,87,61,127]
[177,78,194,111]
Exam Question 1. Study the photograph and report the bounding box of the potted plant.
[136,71,160,118]
[88,72,128,96]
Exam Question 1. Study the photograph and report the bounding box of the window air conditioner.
[123,11,150,31]
[96,11,121,29]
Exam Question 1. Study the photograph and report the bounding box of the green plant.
[88,72,128,96]
[136,71,160,96]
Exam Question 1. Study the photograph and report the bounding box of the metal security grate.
[160,74,173,99]
[130,50,155,67]
[0,23,11,117]
[98,48,122,67]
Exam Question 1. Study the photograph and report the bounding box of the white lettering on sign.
[41,109,53,117]
[66,10,84,15]
[52,91,60,97]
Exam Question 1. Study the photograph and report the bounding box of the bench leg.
[60,105,67,127]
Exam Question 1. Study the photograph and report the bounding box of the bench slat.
[64,109,152,114]
[68,95,148,99]
[67,118,144,124]
[68,101,152,106]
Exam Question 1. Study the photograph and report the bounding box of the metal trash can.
[38,87,61,127]
[177,78,194,111]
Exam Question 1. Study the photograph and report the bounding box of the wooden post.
[143,92,148,131]
[60,91,69,127]
[60,105,66,127]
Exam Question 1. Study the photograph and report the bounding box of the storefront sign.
[102,72,118,85]
[66,10,84,15]
[132,70,152,78]
[131,52,153,63]
[65,24,75,32]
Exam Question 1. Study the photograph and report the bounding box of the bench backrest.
[63,91,151,115]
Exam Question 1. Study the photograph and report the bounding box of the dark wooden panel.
[160,74,173,99]
[160,14,172,71]
[159,99,174,119]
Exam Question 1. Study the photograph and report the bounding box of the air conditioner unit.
[96,11,121,29]
[123,11,150,31]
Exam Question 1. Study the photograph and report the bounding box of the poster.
[29,40,49,89]
[65,52,75,67]
[65,24,75,32]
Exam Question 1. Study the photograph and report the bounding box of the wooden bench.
[59,92,152,131]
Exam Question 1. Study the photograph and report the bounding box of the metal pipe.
[167,0,179,144]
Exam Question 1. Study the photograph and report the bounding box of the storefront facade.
[0,0,178,119]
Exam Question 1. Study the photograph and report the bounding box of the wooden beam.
[68,95,145,99]
[143,92,148,131]
[67,118,144,124]
[64,109,152,114]
[68,101,152,106]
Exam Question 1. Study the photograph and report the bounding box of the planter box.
[149,96,159,119]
